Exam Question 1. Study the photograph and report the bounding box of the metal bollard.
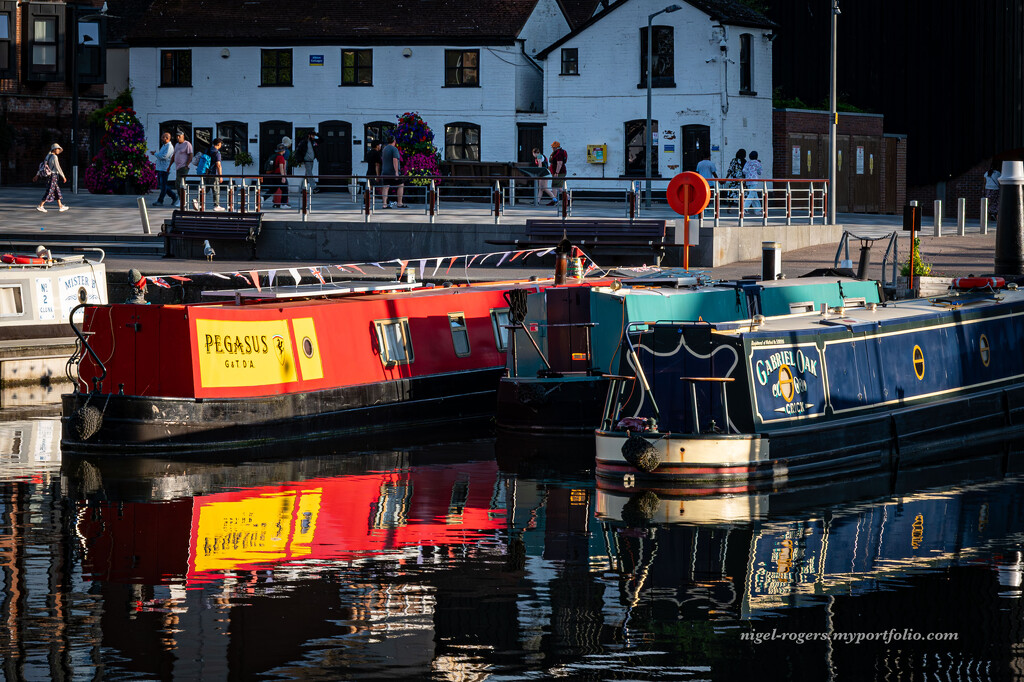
[301,179,309,222]
[137,197,151,234]
[428,180,437,224]
[762,241,781,281]
[510,178,516,206]
[957,197,966,236]
[227,180,234,211]
[933,200,943,237]
[738,183,745,228]
[994,160,1024,274]
[199,177,206,211]
[980,198,988,235]
[492,181,502,224]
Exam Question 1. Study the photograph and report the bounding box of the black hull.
[61,368,505,456]
[495,375,608,436]
[597,383,1024,489]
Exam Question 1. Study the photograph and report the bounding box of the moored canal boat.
[497,272,882,436]
[61,277,556,454]
[595,281,1024,489]
[1,249,106,402]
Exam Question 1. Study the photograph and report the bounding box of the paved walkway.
[0,185,1001,281]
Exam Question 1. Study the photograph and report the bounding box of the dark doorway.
[517,123,544,164]
[319,120,352,191]
[260,120,292,173]
[681,124,710,173]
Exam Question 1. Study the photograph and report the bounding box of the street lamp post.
[70,4,105,194]
[645,4,682,207]
[827,0,840,225]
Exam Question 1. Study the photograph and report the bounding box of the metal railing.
[175,173,831,225]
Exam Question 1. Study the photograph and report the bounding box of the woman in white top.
[984,164,1001,220]
[35,143,68,213]
[150,131,179,206]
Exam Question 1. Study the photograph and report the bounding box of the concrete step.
[1,233,164,256]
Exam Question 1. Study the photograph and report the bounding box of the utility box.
[586,144,607,164]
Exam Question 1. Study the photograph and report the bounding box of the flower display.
[84,106,157,194]
[394,112,442,186]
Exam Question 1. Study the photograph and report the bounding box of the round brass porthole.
[778,365,795,403]
[302,337,314,358]
[913,345,925,380]
[979,334,991,367]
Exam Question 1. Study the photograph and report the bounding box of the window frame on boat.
[490,308,510,352]
[374,318,414,367]
[448,312,471,358]
[0,284,25,317]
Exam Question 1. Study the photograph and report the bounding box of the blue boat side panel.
[749,341,828,423]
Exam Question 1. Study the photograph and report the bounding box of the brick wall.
[908,158,994,218]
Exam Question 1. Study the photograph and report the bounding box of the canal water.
[1,415,1023,680]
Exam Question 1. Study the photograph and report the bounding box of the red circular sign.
[666,172,711,216]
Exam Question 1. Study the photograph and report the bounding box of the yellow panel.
[193,492,296,572]
[291,317,324,381]
[195,318,298,388]
[290,489,323,557]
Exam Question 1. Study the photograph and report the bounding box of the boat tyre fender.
[952,276,1006,289]
[620,490,661,526]
[70,405,103,441]
[622,431,660,472]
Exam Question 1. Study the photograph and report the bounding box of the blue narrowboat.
[595,282,1024,490]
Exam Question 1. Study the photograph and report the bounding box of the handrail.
[68,303,106,391]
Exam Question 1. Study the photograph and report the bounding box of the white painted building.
[125,0,773,185]
[535,0,775,187]
[126,0,576,176]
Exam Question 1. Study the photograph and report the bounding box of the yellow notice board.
[192,489,323,572]
[587,144,607,164]
[195,318,298,388]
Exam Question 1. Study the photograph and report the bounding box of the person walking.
[295,131,319,192]
[379,136,408,208]
[34,143,69,213]
[271,143,291,209]
[547,141,568,205]
[205,138,225,211]
[532,147,554,205]
[984,163,1001,221]
[725,148,746,210]
[150,131,178,206]
[173,130,193,206]
[742,150,764,216]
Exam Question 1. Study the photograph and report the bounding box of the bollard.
[428,180,437,224]
[761,241,781,281]
[994,161,1024,274]
[137,197,151,234]
[933,200,942,237]
[980,198,988,235]
[957,197,966,236]
[301,179,309,221]
[510,178,516,206]
[492,181,502,224]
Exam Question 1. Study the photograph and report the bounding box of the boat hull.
[596,383,1024,489]
[61,367,505,455]
[495,374,609,435]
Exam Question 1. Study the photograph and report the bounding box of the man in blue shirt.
[205,139,225,211]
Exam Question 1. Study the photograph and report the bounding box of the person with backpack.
[34,143,69,213]
[294,131,319,192]
[194,138,225,211]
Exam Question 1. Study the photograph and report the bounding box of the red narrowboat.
[62,279,550,454]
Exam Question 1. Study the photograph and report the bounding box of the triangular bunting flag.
[431,257,442,277]
[309,267,326,284]
[249,271,261,292]
[538,247,555,257]
[348,264,366,275]
[496,251,511,267]
[418,259,426,280]
[233,272,252,287]
[510,250,526,262]
[468,255,480,267]
[289,268,302,285]
[268,270,277,287]
[207,272,230,280]
[445,256,459,275]
[168,275,192,282]
[398,260,408,280]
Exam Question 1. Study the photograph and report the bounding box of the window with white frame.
[448,313,471,357]
[375,318,414,366]
[0,285,24,316]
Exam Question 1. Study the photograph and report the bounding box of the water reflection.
[0,419,1022,679]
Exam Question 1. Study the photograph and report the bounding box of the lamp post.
[70,4,105,194]
[827,0,840,225]
[645,4,681,207]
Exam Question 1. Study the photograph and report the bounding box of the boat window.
[374,318,414,366]
[0,285,24,316]
[788,301,815,314]
[490,308,510,351]
[843,297,866,307]
[448,313,471,357]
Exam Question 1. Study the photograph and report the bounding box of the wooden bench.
[488,218,672,265]
[163,210,264,259]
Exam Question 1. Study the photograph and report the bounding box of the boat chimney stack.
[554,238,571,286]
[994,161,1024,275]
